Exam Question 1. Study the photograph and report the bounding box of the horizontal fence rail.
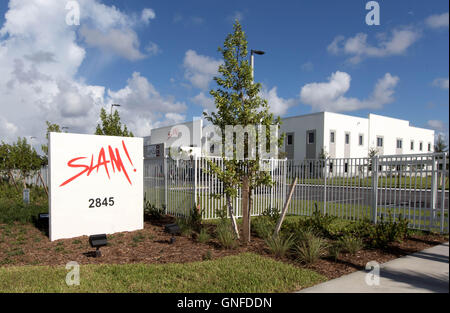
[144,153,449,233]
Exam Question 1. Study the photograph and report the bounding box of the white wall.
[280,112,324,159]
[368,114,434,156]
[49,133,143,241]
[323,112,369,158]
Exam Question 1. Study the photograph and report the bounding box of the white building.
[144,112,435,160]
[281,112,435,159]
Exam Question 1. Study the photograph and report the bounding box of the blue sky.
[0,0,448,147]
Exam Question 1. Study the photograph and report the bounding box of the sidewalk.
[299,242,449,293]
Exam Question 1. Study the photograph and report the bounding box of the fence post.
[283,158,287,209]
[440,153,448,233]
[371,156,379,224]
[164,156,168,214]
[323,158,328,214]
[430,155,437,229]
[194,156,198,209]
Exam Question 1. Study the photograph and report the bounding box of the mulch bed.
[0,216,447,281]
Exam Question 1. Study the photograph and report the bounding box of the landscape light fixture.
[164,223,181,244]
[89,234,108,257]
[37,213,49,230]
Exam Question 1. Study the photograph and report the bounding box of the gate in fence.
[144,152,449,233]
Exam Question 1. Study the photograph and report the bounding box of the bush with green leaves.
[301,205,337,238]
[261,207,281,223]
[252,216,275,239]
[143,201,165,220]
[369,212,409,248]
[294,233,328,264]
[265,234,295,258]
[328,243,342,262]
[187,206,203,233]
[215,221,237,249]
[197,228,211,244]
[338,235,364,255]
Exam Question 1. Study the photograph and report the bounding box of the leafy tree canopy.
[95,108,134,137]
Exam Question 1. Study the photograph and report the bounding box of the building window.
[344,162,348,173]
[329,162,333,173]
[287,134,293,145]
[210,144,215,154]
[308,132,315,144]
[330,131,335,144]
[428,143,431,152]
[396,139,402,149]
[410,140,414,150]
[419,142,423,151]
[359,134,363,146]
[377,137,383,147]
[345,133,350,145]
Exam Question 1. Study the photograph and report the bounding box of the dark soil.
[0,216,447,281]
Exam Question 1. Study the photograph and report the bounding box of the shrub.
[369,213,409,248]
[144,201,165,220]
[0,201,48,224]
[215,222,237,249]
[301,204,337,238]
[187,206,203,233]
[294,234,328,264]
[176,217,193,237]
[338,235,364,255]
[197,228,211,244]
[328,243,342,262]
[265,234,294,258]
[262,207,280,223]
[252,216,274,239]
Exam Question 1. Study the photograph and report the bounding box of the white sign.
[49,132,143,241]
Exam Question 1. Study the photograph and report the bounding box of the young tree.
[434,134,448,153]
[4,138,42,189]
[95,108,134,137]
[41,121,64,165]
[204,21,283,242]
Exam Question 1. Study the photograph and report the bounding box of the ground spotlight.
[89,234,108,257]
[164,223,180,244]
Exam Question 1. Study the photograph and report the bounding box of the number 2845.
[89,197,114,208]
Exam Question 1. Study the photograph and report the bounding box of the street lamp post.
[250,49,265,84]
[111,103,121,115]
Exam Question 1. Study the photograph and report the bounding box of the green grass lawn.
[0,253,326,293]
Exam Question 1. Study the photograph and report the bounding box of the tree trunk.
[226,195,240,239]
[8,171,19,192]
[242,177,250,243]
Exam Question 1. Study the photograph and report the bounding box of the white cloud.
[261,86,297,116]
[328,28,421,64]
[79,25,146,61]
[141,8,156,24]
[107,72,187,136]
[432,78,449,90]
[228,11,244,23]
[0,0,184,147]
[0,117,18,142]
[427,120,446,132]
[183,50,222,90]
[301,61,314,72]
[425,12,449,29]
[300,71,399,112]
[191,92,215,112]
[145,41,161,56]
